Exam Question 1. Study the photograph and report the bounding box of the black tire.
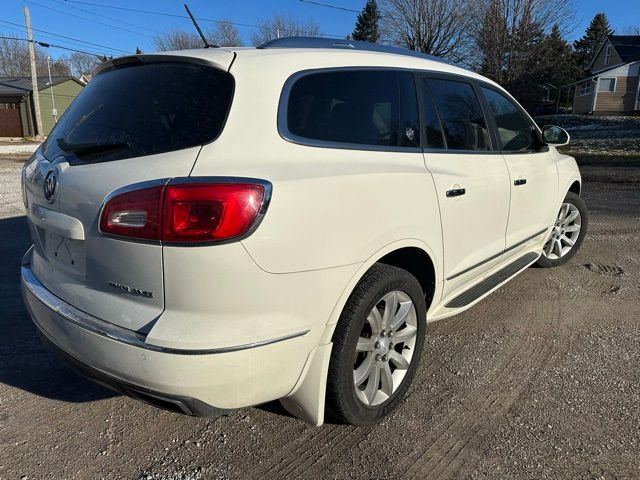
[325,263,426,425]
[536,191,588,268]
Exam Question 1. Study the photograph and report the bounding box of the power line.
[0,35,108,57]
[24,0,155,39]
[0,19,131,53]
[297,0,407,27]
[0,23,112,54]
[62,0,349,38]
[298,0,360,13]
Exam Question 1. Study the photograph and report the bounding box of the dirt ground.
[1,157,639,480]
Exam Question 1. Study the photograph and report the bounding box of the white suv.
[21,38,587,426]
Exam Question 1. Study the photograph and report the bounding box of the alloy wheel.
[353,291,418,406]
[542,202,582,260]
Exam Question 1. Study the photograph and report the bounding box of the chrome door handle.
[446,188,466,197]
[514,178,527,186]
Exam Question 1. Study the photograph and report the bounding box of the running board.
[445,252,539,308]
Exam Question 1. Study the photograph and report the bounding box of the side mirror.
[540,125,570,146]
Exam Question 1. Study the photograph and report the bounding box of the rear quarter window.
[42,61,234,163]
[284,69,420,149]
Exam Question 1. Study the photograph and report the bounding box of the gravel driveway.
[1,157,639,479]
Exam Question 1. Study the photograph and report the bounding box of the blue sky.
[2,0,639,60]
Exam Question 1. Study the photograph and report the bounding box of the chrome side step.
[445,252,539,308]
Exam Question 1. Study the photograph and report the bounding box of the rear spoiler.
[95,51,235,76]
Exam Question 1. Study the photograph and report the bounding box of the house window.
[604,45,611,65]
[598,78,616,92]
[579,82,591,96]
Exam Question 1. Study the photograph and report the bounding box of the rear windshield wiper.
[57,138,129,157]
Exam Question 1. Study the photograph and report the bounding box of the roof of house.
[609,35,640,63]
[0,76,84,96]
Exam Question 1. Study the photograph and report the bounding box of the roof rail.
[257,37,460,68]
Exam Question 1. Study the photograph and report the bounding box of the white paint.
[21,45,581,425]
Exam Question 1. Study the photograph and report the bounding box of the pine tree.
[541,25,580,86]
[135,46,142,54]
[352,0,381,43]
[573,12,614,72]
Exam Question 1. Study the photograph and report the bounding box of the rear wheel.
[326,263,426,425]
[536,191,588,268]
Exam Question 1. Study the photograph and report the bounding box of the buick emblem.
[43,170,57,203]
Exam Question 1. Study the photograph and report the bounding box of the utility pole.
[24,6,44,140]
[47,57,58,124]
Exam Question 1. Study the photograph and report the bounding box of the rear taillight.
[100,186,163,241]
[99,180,268,244]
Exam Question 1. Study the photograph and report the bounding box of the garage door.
[0,103,23,137]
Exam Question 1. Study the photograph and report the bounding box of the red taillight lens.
[99,185,163,241]
[99,181,267,244]
[163,183,265,243]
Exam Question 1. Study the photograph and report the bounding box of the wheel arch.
[568,179,581,195]
[280,239,441,426]
[323,239,441,341]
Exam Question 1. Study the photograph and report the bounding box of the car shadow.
[0,215,116,403]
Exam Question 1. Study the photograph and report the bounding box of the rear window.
[285,70,420,148]
[42,61,234,163]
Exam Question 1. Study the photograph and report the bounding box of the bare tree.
[210,20,244,47]
[153,30,204,51]
[67,52,101,77]
[622,25,640,35]
[380,0,474,63]
[473,0,576,108]
[473,0,574,75]
[251,14,321,46]
[48,59,71,76]
[0,35,70,76]
[0,36,43,76]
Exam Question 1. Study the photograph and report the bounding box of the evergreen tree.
[352,0,381,43]
[540,25,580,86]
[135,46,142,54]
[573,12,614,72]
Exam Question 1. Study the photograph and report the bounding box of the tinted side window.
[419,78,445,149]
[427,79,491,151]
[286,70,418,148]
[42,62,234,163]
[481,87,535,152]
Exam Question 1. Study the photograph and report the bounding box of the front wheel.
[536,191,588,268]
[325,263,426,425]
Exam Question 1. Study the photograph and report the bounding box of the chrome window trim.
[278,67,545,156]
[21,258,307,355]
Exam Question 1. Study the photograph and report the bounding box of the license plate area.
[43,229,86,276]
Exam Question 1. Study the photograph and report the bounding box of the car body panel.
[502,153,559,249]
[21,45,583,425]
[423,152,511,298]
[23,148,200,332]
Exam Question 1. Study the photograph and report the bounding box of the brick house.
[571,36,640,115]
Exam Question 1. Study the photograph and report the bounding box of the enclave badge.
[108,281,154,298]
[43,170,57,203]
